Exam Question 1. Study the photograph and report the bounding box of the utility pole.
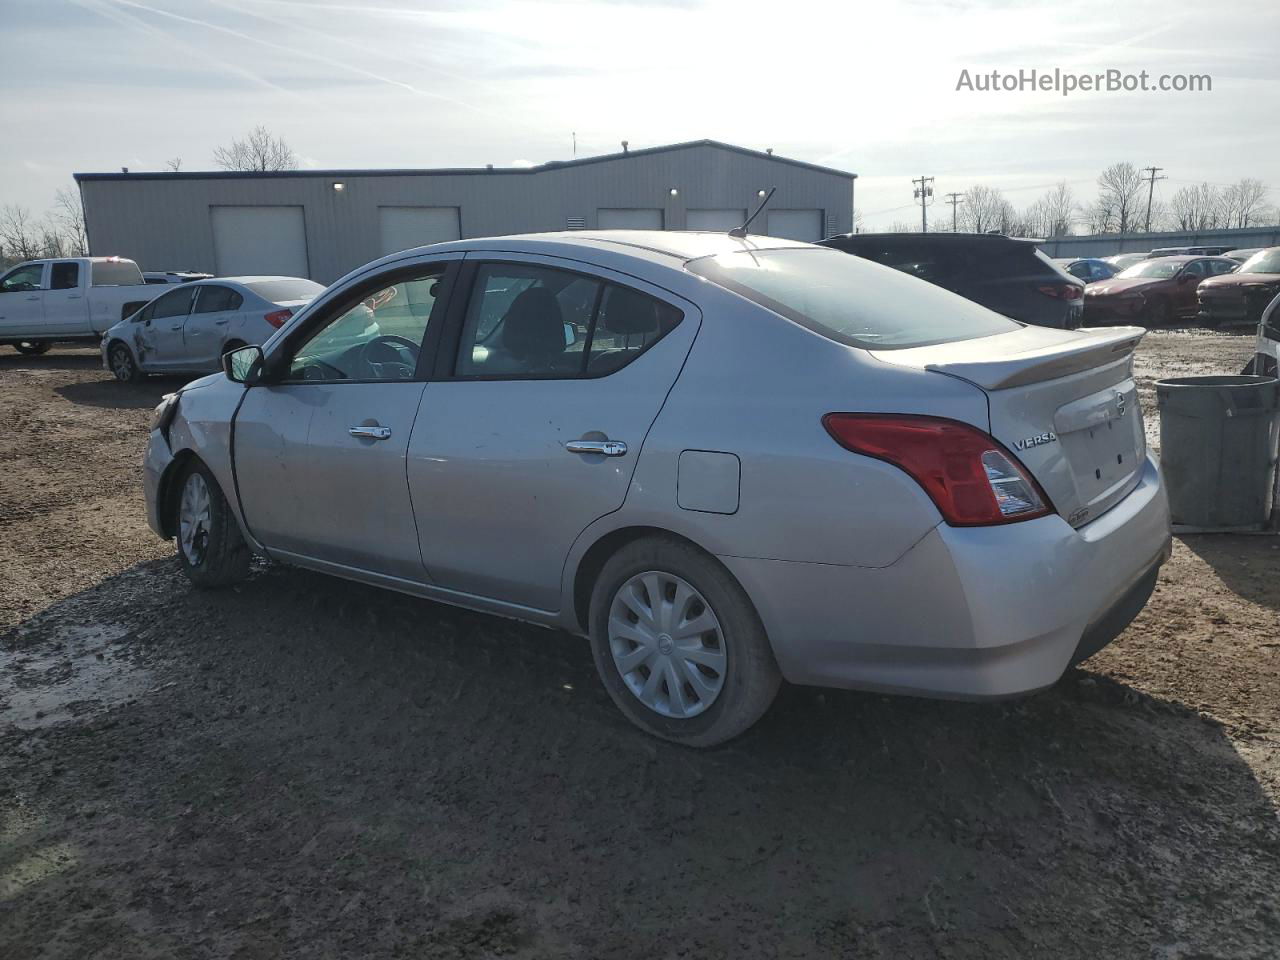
[912,176,934,232]
[945,192,965,232]
[1141,166,1166,232]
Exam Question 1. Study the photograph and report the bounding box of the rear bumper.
[722,454,1171,699]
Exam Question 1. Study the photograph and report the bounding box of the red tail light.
[821,414,1053,526]
[1037,282,1084,302]
[264,309,292,328]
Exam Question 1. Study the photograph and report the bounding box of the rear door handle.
[565,439,627,456]
[170,324,183,331]
[349,425,392,440]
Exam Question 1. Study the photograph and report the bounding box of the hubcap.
[178,473,211,567]
[608,571,726,719]
[111,347,132,380]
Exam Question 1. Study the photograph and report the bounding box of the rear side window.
[455,263,682,378]
[193,285,243,313]
[245,279,324,302]
[688,247,1019,350]
[50,262,79,290]
[91,260,143,286]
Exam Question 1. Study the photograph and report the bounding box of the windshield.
[246,278,324,303]
[686,247,1019,349]
[1238,249,1280,274]
[1117,260,1181,279]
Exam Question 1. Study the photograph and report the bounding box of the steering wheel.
[357,334,420,379]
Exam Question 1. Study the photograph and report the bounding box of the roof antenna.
[729,186,775,238]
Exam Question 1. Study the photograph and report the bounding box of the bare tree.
[1169,183,1218,230]
[165,157,184,172]
[213,125,298,172]
[1095,162,1144,233]
[886,220,918,233]
[1216,178,1269,228]
[52,188,87,255]
[958,184,1013,234]
[0,205,44,263]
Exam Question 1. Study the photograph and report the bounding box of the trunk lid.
[871,325,1147,527]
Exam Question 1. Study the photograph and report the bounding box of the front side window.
[2,264,44,292]
[193,285,243,313]
[287,271,443,382]
[689,247,1018,350]
[50,262,79,290]
[1182,260,1207,279]
[151,286,197,319]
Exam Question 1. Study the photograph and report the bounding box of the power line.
[912,176,934,232]
[945,192,965,232]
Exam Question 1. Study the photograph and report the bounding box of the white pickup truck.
[0,257,163,354]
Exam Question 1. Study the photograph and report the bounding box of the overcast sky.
[2,0,1278,230]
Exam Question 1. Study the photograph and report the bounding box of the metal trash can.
[1155,375,1280,532]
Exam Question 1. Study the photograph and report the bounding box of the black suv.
[818,233,1084,329]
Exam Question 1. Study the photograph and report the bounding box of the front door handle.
[349,425,392,440]
[565,439,627,457]
[170,324,183,331]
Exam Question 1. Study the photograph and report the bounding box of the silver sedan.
[103,276,323,381]
[140,232,1171,745]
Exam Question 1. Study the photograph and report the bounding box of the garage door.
[686,209,746,232]
[598,208,664,230]
[211,206,309,278]
[379,206,461,256]
[765,209,824,243]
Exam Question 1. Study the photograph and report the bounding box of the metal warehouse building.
[75,140,856,284]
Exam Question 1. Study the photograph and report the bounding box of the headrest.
[501,288,565,361]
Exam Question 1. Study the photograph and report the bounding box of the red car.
[1083,255,1238,325]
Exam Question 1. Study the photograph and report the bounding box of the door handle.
[214,319,229,325]
[170,324,183,331]
[349,425,392,440]
[68,294,81,300]
[565,439,627,456]
[25,296,39,301]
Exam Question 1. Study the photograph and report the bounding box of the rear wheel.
[588,536,781,747]
[108,341,142,383]
[14,341,50,355]
[174,461,250,588]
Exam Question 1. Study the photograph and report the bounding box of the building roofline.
[74,139,857,183]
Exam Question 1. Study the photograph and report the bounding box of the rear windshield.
[245,279,324,303]
[686,247,1020,349]
[91,260,144,286]
[1238,249,1280,274]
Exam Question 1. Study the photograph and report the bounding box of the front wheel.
[588,536,781,747]
[108,341,142,383]
[1145,298,1173,326]
[174,462,250,588]
[14,341,50,355]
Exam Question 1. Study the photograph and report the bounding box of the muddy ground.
[2,332,1277,959]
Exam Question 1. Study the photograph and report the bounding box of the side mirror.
[223,344,265,385]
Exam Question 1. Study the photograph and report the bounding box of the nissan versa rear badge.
[1013,432,1058,450]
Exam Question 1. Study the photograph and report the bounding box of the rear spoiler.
[871,326,1145,390]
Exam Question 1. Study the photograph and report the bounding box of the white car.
[102,276,324,381]
[1249,291,1280,377]
[1,256,161,354]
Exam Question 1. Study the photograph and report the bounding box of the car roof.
[195,276,317,285]
[1143,254,1227,263]
[826,232,1040,247]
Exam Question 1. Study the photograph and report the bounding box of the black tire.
[14,341,50,355]
[173,460,250,588]
[107,341,142,383]
[588,536,781,747]
[1145,298,1173,326]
